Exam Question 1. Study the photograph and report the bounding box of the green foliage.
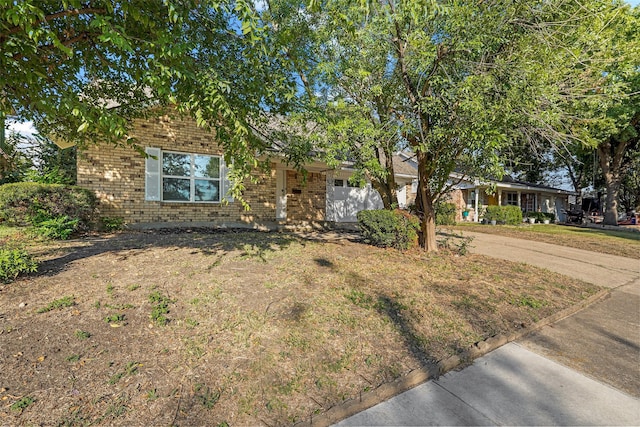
[101,216,124,232]
[526,212,555,223]
[195,384,221,409]
[31,215,79,240]
[514,296,547,309]
[0,248,37,283]
[10,396,35,412]
[37,296,75,313]
[1,1,297,208]
[357,209,419,250]
[0,182,96,231]
[0,130,33,184]
[74,330,91,340]
[484,206,523,225]
[435,202,457,226]
[104,313,126,325]
[27,136,77,185]
[149,291,174,326]
[108,362,140,385]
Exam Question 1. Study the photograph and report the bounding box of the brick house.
[392,152,575,223]
[77,114,415,228]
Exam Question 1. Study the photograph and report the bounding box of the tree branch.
[1,7,106,38]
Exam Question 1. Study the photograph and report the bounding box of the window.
[506,192,519,206]
[162,151,221,202]
[145,147,233,203]
[334,179,344,187]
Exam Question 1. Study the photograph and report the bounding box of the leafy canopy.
[1,0,298,198]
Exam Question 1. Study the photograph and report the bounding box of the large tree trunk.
[602,175,620,225]
[417,152,438,252]
[598,139,626,226]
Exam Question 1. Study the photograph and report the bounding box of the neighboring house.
[77,114,411,228]
[390,152,576,223]
[454,174,576,223]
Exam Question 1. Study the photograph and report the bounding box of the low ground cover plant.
[0,248,38,283]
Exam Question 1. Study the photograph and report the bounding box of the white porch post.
[275,167,287,220]
[517,191,521,208]
[498,189,502,206]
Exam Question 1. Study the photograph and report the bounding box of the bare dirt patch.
[0,229,600,426]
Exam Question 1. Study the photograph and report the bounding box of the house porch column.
[474,190,480,222]
[498,189,502,206]
[517,191,521,208]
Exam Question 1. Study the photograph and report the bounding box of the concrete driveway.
[336,230,640,426]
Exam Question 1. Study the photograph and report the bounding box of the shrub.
[0,182,96,231]
[32,215,79,240]
[357,209,420,250]
[101,216,125,232]
[484,205,522,225]
[0,248,38,283]
[503,205,524,225]
[435,202,457,226]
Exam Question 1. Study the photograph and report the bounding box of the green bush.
[0,249,38,283]
[101,216,125,232]
[32,215,79,240]
[357,209,420,250]
[503,205,524,225]
[0,182,96,231]
[484,205,523,225]
[435,202,457,226]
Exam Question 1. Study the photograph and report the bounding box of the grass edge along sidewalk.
[297,289,610,427]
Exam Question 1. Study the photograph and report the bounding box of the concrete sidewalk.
[335,232,640,426]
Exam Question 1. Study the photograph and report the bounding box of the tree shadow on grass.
[31,228,312,279]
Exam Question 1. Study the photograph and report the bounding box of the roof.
[393,154,419,178]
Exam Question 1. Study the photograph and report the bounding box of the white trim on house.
[144,147,233,204]
[275,167,287,220]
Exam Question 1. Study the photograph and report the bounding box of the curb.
[296,288,611,427]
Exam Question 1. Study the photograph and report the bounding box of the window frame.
[161,150,221,203]
[505,192,519,206]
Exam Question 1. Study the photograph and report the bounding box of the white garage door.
[327,178,384,222]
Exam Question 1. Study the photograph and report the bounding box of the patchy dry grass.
[453,223,640,260]
[0,229,599,426]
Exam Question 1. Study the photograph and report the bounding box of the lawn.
[452,223,640,260]
[0,229,600,426]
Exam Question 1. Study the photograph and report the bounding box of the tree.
[507,1,639,225]
[304,0,561,251]
[567,2,639,225]
[0,129,32,184]
[1,1,297,198]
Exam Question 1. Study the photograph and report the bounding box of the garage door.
[327,181,384,222]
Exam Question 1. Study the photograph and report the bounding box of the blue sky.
[628,0,640,5]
